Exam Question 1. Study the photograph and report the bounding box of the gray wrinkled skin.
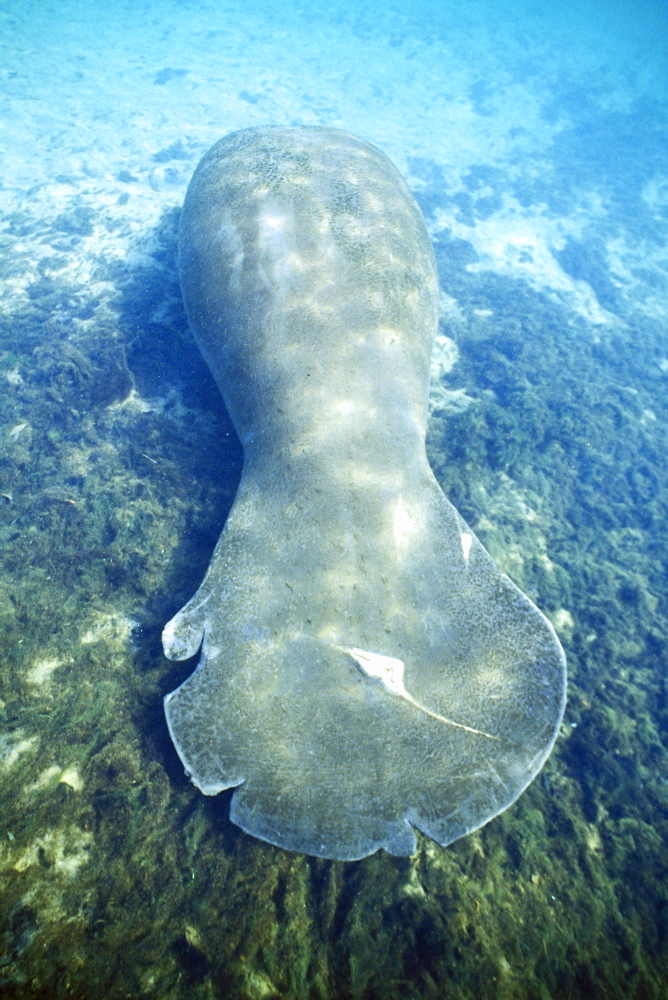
[162,126,567,861]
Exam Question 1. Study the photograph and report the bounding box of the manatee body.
[162,126,566,861]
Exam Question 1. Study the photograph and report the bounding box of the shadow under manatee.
[109,206,245,781]
[115,204,243,615]
[117,206,229,423]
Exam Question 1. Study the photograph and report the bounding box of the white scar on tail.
[337,645,501,740]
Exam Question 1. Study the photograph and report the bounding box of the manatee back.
[178,127,439,449]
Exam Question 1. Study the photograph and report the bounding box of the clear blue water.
[0,1,666,997]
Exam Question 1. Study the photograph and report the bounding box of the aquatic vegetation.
[0,0,666,995]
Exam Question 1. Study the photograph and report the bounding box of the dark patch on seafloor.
[0,123,667,999]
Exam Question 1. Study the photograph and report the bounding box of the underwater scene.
[0,0,667,996]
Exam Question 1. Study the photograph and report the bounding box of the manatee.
[162,126,567,861]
